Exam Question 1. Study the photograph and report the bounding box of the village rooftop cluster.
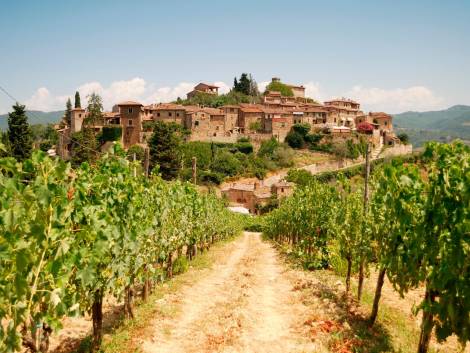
[56,77,398,159]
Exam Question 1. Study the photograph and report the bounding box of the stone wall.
[381,144,413,158]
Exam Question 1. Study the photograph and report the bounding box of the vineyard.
[0,145,241,352]
[264,141,470,353]
[0,141,469,353]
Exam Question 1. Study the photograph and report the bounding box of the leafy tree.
[397,132,409,144]
[65,98,72,126]
[258,138,280,158]
[285,130,304,149]
[70,129,99,166]
[85,93,103,126]
[74,91,81,108]
[148,121,185,180]
[233,73,259,97]
[293,123,311,136]
[264,80,294,97]
[127,144,145,161]
[7,103,33,161]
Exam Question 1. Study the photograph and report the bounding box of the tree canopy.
[7,103,33,161]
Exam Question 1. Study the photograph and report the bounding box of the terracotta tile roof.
[221,105,240,109]
[265,90,282,96]
[369,112,392,118]
[202,107,224,115]
[118,101,143,106]
[154,103,186,110]
[240,105,263,113]
[324,98,359,105]
[195,82,219,89]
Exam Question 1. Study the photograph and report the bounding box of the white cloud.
[24,87,69,112]
[257,81,270,93]
[9,79,445,115]
[344,85,445,113]
[302,82,323,101]
[16,78,233,112]
[213,81,230,95]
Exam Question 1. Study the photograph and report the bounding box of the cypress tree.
[65,98,72,126]
[74,91,81,108]
[7,103,33,161]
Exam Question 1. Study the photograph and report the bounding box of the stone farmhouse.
[56,77,398,159]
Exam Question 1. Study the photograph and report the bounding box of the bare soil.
[141,232,319,353]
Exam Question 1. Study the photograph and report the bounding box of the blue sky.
[0,0,469,114]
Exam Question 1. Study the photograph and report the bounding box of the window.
[169,112,172,117]
[385,121,388,126]
[195,121,199,126]
[128,108,133,114]
[157,112,160,117]
[176,113,179,117]
[128,119,133,126]
[79,114,82,118]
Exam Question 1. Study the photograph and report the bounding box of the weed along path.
[141,232,317,353]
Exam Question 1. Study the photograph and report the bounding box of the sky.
[0,0,469,115]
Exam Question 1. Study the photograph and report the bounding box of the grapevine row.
[0,146,241,352]
[264,141,469,353]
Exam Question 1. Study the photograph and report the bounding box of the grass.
[269,240,456,353]
[70,236,239,353]
[293,149,337,167]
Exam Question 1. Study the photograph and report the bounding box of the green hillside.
[393,105,470,147]
[0,110,63,130]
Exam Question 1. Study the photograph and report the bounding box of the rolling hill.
[0,110,64,130]
[393,105,470,147]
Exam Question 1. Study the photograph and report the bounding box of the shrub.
[357,122,374,134]
[234,142,254,154]
[173,256,189,275]
[285,131,304,149]
[273,145,295,167]
[293,123,311,136]
[127,144,145,161]
[264,80,294,97]
[258,138,280,157]
[213,150,243,176]
[100,126,122,143]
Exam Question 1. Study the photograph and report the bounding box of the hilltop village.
[56,77,400,159]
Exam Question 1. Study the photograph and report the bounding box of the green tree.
[264,80,294,97]
[74,91,81,108]
[285,130,304,149]
[65,98,72,126]
[85,93,103,126]
[397,132,409,144]
[70,129,99,166]
[148,121,185,180]
[7,103,33,161]
[233,73,259,97]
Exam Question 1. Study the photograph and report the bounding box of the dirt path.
[141,232,317,353]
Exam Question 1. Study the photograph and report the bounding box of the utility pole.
[192,157,197,184]
[133,153,137,178]
[358,142,371,302]
[363,142,371,211]
[144,148,150,178]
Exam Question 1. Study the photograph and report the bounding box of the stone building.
[324,98,362,129]
[119,101,144,148]
[186,83,219,99]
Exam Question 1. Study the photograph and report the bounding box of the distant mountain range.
[393,105,470,147]
[0,110,64,130]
